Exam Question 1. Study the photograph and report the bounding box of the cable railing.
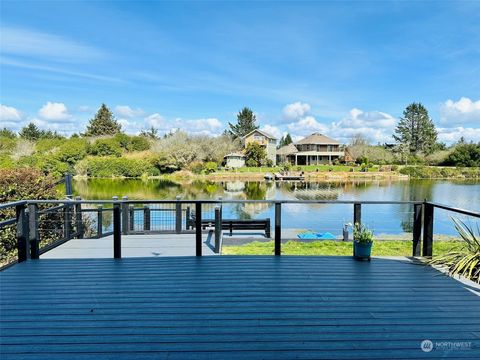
[1,198,479,268]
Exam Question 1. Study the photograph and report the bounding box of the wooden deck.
[40,232,217,258]
[1,256,480,359]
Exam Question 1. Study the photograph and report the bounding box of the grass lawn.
[222,240,464,256]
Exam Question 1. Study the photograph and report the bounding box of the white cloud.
[440,97,480,124]
[145,113,166,128]
[283,102,311,120]
[115,105,144,118]
[260,124,281,139]
[437,127,480,143]
[0,104,22,122]
[287,116,329,137]
[182,118,223,136]
[0,26,104,61]
[38,102,72,121]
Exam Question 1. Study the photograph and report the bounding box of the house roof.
[277,143,298,155]
[242,129,277,140]
[224,152,245,158]
[295,132,340,145]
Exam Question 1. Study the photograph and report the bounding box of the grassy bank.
[222,240,464,256]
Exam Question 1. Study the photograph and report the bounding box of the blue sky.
[1,0,479,144]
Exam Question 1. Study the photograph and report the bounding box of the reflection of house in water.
[223,181,275,218]
[224,181,246,193]
[279,181,341,200]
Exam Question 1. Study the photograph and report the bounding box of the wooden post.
[28,204,39,259]
[214,206,221,253]
[176,195,182,234]
[412,203,422,256]
[129,205,135,231]
[275,202,281,255]
[113,202,121,259]
[75,196,83,239]
[423,202,434,257]
[16,204,29,262]
[195,202,202,256]
[97,205,103,238]
[121,196,129,235]
[143,206,150,231]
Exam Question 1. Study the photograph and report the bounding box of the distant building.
[243,129,277,165]
[276,133,344,165]
[223,153,246,168]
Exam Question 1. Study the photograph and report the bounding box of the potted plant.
[353,223,374,260]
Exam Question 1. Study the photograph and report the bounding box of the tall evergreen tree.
[393,103,437,155]
[19,123,42,140]
[228,107,258,139]
[279,133,293,148]
[84,104,121,136]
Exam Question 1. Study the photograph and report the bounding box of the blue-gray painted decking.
[1,256,480,359]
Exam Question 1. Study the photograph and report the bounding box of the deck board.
[1,256,480,359]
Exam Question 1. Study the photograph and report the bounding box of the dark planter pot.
[354,241,373,260]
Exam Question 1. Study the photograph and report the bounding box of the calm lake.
[73,179,480,237]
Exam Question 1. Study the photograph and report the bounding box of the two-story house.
[277,132,344,165]
[243,129,277,165]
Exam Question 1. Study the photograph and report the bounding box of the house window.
[327,145,333,152]
[254,135,264,141]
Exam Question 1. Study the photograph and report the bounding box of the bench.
[188,216,271,238]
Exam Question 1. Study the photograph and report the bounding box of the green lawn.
[222,240,464,256]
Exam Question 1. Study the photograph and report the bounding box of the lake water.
[73,179,480,237]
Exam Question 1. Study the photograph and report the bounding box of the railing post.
[16,204,29,262]
[423,202,434,257]
[64,197,72,240]
[185,206,190,230]
[97,205,103,238]
[28,204,39,259]
[129,205,135,231]
[113,202,122,259]
[176,195,182,234]
[275,202,281,255]
[412,203,423,256]
[214,206,221,253]
[353,203,361,227]
[195,202,202,256]
[75,196,84,239]
[64,173,73,197]
[217,196,223,221]
[143,206,150,231]
[121,196,129,235]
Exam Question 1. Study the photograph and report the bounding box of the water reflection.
[73,178,479,236]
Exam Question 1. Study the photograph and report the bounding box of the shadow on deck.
[1,256,480,359]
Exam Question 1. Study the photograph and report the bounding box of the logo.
[421,340,434,352]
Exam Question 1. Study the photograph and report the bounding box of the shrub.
[35,138,66,153]
[54,138,89,166]
[75,157,159,177]
[353,223,373,244]
[89,138,122,157]
[188,161,204,174]
[355,155,368,165]
[442,143,480,167]
[203,161,218,174]
[127,136,150,152]
[0,137,17,152]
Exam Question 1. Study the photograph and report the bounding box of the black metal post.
[113,203,121,259]
[121,196,129,235]
[353,203,361,227]
[275,202,281,256]
[412,203,422,256]
[16,204,29,262]
[28,204,39,259]
[423,202,434,257]
[214,206,221,253]
[97,205,103,238]
[75,196,83,239]
[65,173,73,197]
[176,196,182,234]
[185,206,190,230]
[195,202,202,256]
[143,206,150,231]
[129,205,135,231]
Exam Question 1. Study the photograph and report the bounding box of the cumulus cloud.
[260,124,281,139]
[115,105,144,118]
[287,116,329,137]
[440,97,480,125]
[145,113,166,128]
[437,127,480,144]
[283,102,311,120]
[38,102,71,121]
[0,104,22,121]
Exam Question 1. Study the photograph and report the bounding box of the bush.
[54,138,89,166]
[203,161,217,174]
[188,161,204,174]
[355,156,368,165]
[0,137,17,152]
[35,138,66,153]
[127,136,150,152]
[75,157,159,177]
[89,138,122,157]
[442,143,480,167]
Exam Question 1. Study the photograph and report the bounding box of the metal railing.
[1,198,479,267]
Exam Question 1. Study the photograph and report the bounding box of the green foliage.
[188,161,204,174]
[19,123,43,141]
[429,218,480,283]
[399,166,480,179]
[393,103,437,155]
[278,133,293,148]
[245,142,267,167]
[54,138,89,166]
[89,138,122,157]
[35,138,66,153]
[0,137,16,152]
[203,161,218,174]
[140,126,159,139]
[0,128,17,138]
[353,223,374,244]
[84,104,121,136]
[228,107,258,139]
[127,136,150,152]
[442,143,480,167]
[75,157,159,177]
[355,155,368,165]
[0,154,14,169]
